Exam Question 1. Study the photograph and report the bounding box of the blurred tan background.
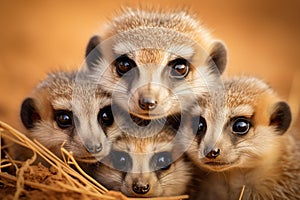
[0,0,299,131]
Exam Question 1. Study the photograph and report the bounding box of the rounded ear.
[85,35,101,57]
[270,101,292,135]
[85,35,102,70]
[20,98,41,129]
[207,41,227,75]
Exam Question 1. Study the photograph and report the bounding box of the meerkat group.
[17,7,299,199]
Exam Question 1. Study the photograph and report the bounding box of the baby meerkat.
[182,76,300,200]
[80,122,193,197]
[18,71,119,163]
[84,8,227,120]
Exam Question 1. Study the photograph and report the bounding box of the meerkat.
[83,8,227,120]
[18,71,120,163]
[79,120,193,197]
[181,76,300,200]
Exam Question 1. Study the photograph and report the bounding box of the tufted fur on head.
[182,76,299,200]
[19,71,120,163]
[83,7,226,120]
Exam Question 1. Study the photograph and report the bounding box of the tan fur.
[17,71,120,163]
[183,76,300,200]
[84,8,226,120]
[80,124,193,197]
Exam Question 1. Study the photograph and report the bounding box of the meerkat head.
[83,8,227,120]
[20,71,119,162]
[81,123,192,197]
[182,76,292,172]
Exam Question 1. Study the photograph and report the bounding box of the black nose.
[85,143,102,154]
[138,97,157,111]
[132,182,150,194]
[205,148,221,159]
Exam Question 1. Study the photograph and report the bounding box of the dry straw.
[0,121,188,200]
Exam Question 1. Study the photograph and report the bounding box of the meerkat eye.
[110,151,132,172]
[153,152,173,170]
[192,116,207,136]
[98,106,114,126]
[54,110,73,129]
[197,116,207,135]
[168,58,190,79]
[114,55,137,77]
[232,118,251,135]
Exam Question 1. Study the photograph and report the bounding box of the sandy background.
[0,0,299,131]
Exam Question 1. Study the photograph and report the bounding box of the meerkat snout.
[135,86,159,112]
[138,97,157,111]
[132,178,150,195]
[205,148,221,159]
[126,83,172,119]
[137,88,159,111]
[84,142,102,154]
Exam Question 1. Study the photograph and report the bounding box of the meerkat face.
[183,77,292,172]
[82,125,192,197]
[83,8,227,120]
[20,71,119,163]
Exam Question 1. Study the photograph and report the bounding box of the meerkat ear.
[85,35,102,70]
[85,35,101,57]
[207,41,227,75]
[269,101,292,135]
[20,98,41,129]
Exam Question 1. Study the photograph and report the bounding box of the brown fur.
[183,76,300,200]
[17,71,120,163]
[84,8,227,120]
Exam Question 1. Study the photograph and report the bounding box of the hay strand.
[238,185,245,200]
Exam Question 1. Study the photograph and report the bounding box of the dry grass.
[0,121,189,200]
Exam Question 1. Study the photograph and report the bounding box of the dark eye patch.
[168,58,190,79]
[114,55,137,77]
[98,106,114,127]
[54,110,73,129]
[192,116,207,142]
[110,151,132,172]
[151,151,173,171]
[231,117,251,135]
